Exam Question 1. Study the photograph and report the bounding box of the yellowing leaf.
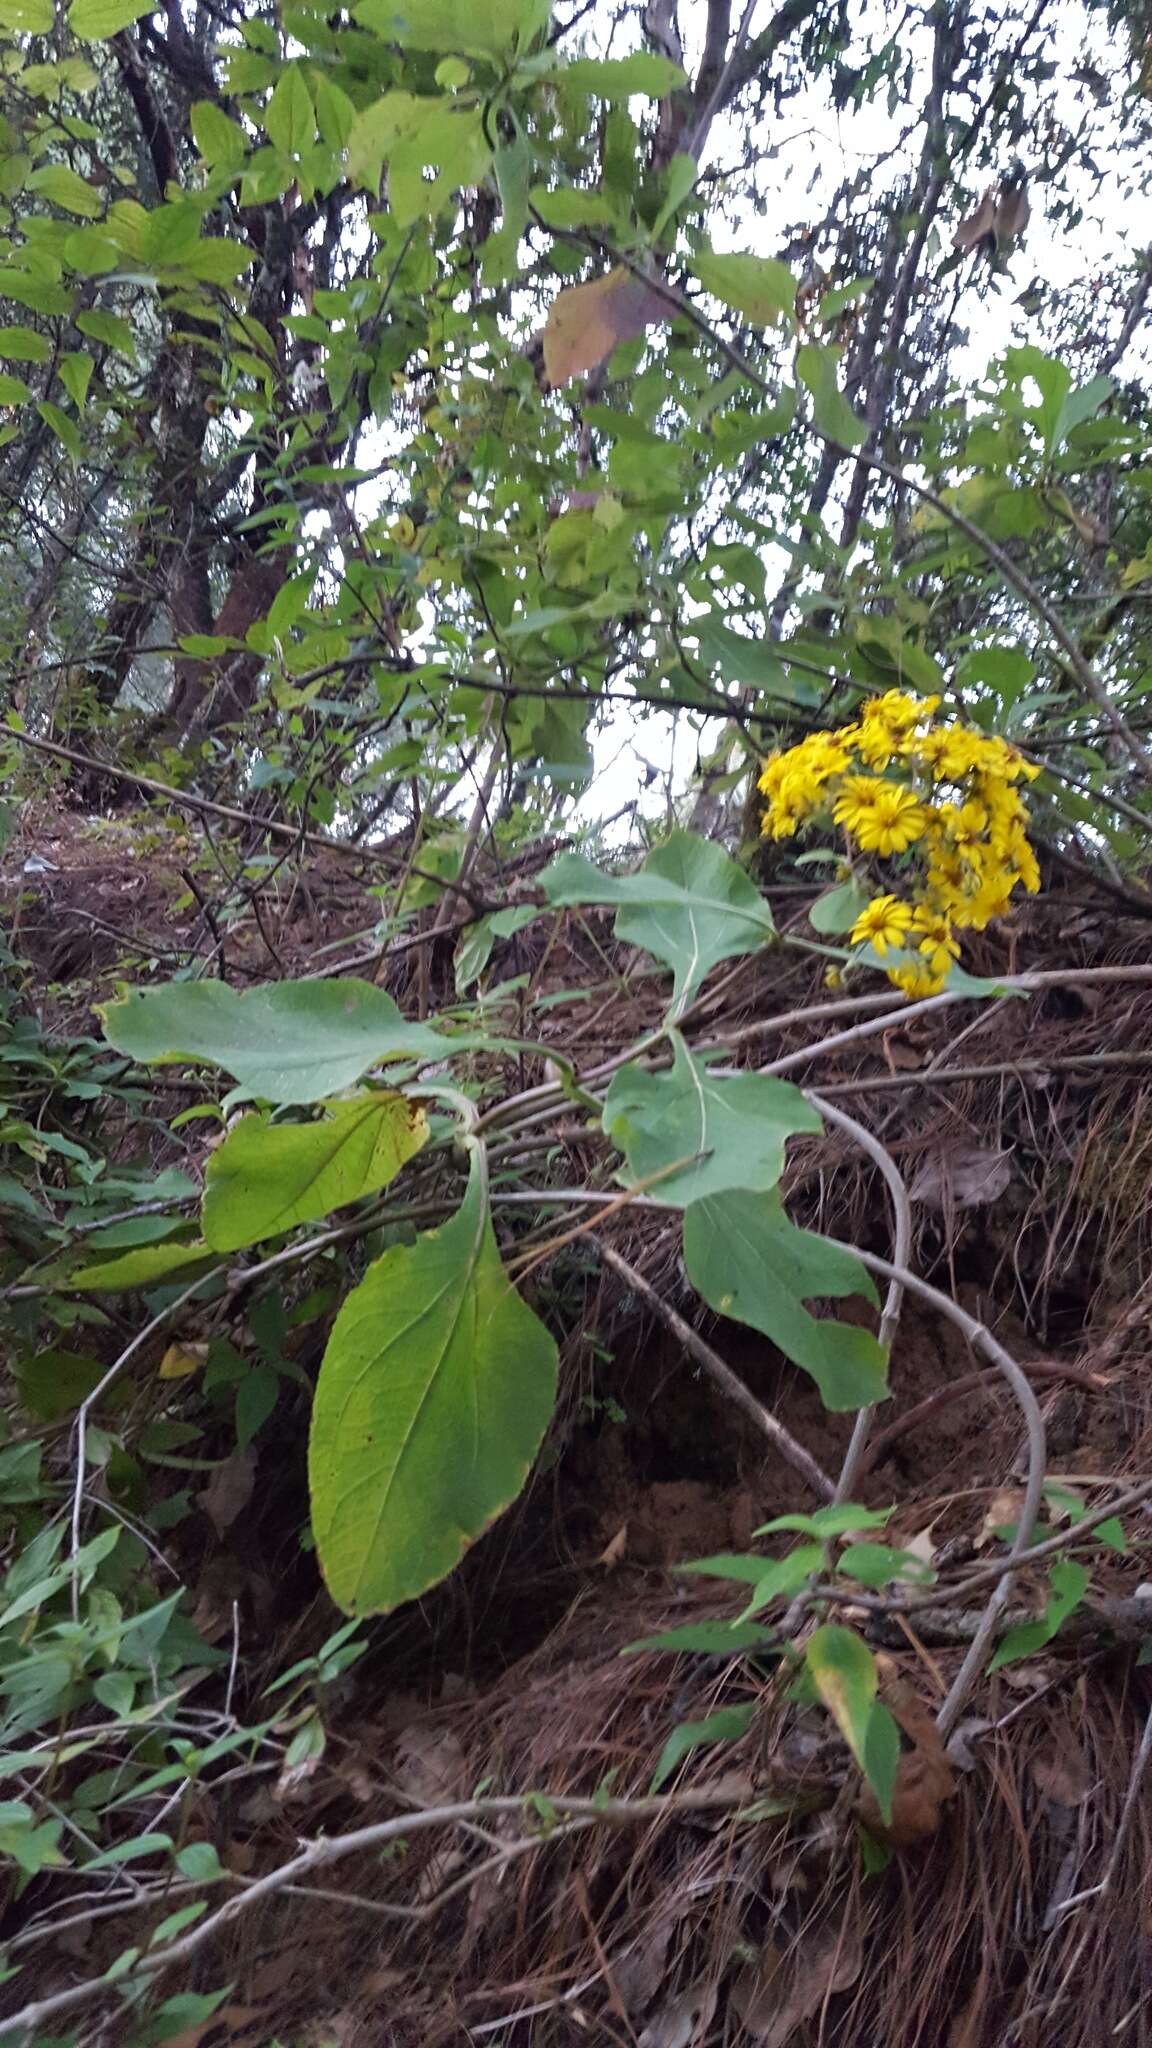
[542,267,670,389]
[806,1624,899,1822]
[158,1342,209,1381]
[202,1091,428,1253]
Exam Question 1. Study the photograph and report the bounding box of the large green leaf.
[541,829,774,1014]
[98,979,457,1106]
[352,0,550,56]
[690,250,795,326]
[202,1092,429,1253]
[682,1189,887,1410]
[308,1152,558,1615]
[602,1034,821,1205]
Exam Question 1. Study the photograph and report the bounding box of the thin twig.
[816,1239,1047,1735]
[805,1095,912,1503]
[0,1787,750,2040]
[68,1269,223,1619]
[592,1234,835,1500]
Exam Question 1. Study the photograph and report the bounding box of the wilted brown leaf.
[977,1487,1025,1549]
[954,185,998,252]
[597,1521,629,1568]
[732,1908,861,2043]
[198,1447,257,1537]
[393,1721,467,1807]
[637,1982,718,2048]
[1030,1718,1093,1808]
[542,267,671,388]
[908,1145,1012,1210]
[858,1672,955,1847]
[954,176,1030,257]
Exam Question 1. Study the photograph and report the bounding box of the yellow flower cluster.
[759,689,1041,998]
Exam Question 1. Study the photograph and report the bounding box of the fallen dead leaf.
[393,1720,467,1808]
[954,175,1030,257]
[597,1521,629,1568]
[1030,1718,1093,1808]
[198,1447,257,1537]
[273,1754,322,1804]
[615,1915,676,2016]
[946,1717,992,1772]
[976,1488,1025,1549]
[542,266,671,388]
[857,1672,955,1848]
[732,1907,861,2044]
[902,1521,938,1567]
[638,1981,718,2048]
[908,1145,1012,1210]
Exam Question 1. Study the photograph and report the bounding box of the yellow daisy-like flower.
[889,963,947,999]
[864,689,940,729]
[850,894,914,955]
[834,778,928,855]
[912,908,961,979]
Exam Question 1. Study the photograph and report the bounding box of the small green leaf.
[36,399,82,459]
[739,1544,824,1619]
[987,1558,1090,1671]
[191,100,248,168]
[0,270,73,315]
[676,1552,780,1585]
[27,164,102,217]
[650,1702,755,1792]
[0,371,30,406]
[529,184,617,229]
[202,1092,428,1252]
[691,249,796,327]
[623,1620,778,1656]
[351,0,550,58]
[755,1506,892,1538]
[308,1150,558,1616]
[837,1542,935,1588]
[0,326,51,364]
[683,1189,887,1411]
[808,880,871,936]
[797,341,867,447]
[860,1699,901,1827]
[68,0,148,34]
[264,67,314,156]
[59,351,93,410]
[59,1240,215,1293]
[0,0,53,27]
[559,53,687,97]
